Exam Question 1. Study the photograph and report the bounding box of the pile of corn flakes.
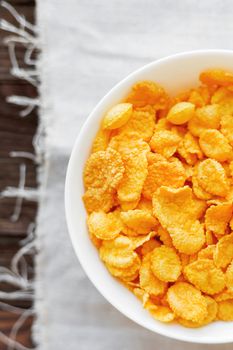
[83,69,233,327]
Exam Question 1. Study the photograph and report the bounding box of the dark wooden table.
[0,0,37,348]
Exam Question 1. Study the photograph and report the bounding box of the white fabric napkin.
[35,1,233,349]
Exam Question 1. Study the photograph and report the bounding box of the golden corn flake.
[151,246,181,282]
[184,259,225,295]
[136,198,153,213]
[199,129,233,162]
[179,253,190,270]
[152,186,205,254]
[178,296,217,328]
[133,287,150,306]
[83,187,115,213]
[214,289,233,302]
[89,231,102,249]
[156,226,173,247]
[217,300,233,321]
[84,69,233,328]
[220,114,233,146]
[150,130,181,158]
[92,129,111,153]
[200,69,233,87]
[167,102,195,125]
[102,103,133,130]
[198,245,215,260]
[129,232,155,250]
[205,203,232,235]
[205,230,217,245]
[139,254,167,296]
[167,282,207,322]
[190,85,214,107]
[192,175,212,200]
[196,159,230,197]
[169,221,205,255]
[177,132,203,165]
[154,117,172,131]
[87,211,122,240]
[140,238,161,256]
[117,106,155,142]
[226,261,233,291]
[212,87,233,116]
[196,104,221,128]
[117,141,149,203]
[188,104,220,138]
[107,255,141,282]
[120,209,157,235]
[99,235,136,268]
[213,233,233,268]
[125,81,168,109]
[84,147,124,191]
[120,198,140,211]
[142,156,186,199]
[147,304,175,323]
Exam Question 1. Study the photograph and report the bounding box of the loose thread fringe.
[0,1,44,349]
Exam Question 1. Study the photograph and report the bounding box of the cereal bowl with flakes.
[65,50,233,343]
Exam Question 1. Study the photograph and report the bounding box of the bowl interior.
[65,50,233,344]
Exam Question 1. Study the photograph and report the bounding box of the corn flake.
[213,233,233,268]
[200,69,233,87]
[107,255,141,282]
[212,87,233,116]
[184,259,225,295]
[147,304,175,323]
[152,186,205,254]
[214,289,233,302]
[83,187,115,213]
[167,102,195,125]
[178,296,217,328]
[84,147,124,191]
[102,103,133,130]
[199,129,233,162]
[220,114,233,146]
[142,156,186,199]
[156,226,173,247]
[150,130,181,158]
[151,246,181,282]
[205,203,232,235]
[177,132,203,165]
[198,245,215,260]
[125,81,168,109]
[217,300,233,321]
[136,198,153,213]
[167,282,207,322]
[120,209,157,235]
[100,235,136,268]
[188,104,220,138]
[117,106,155,142]
[133,287,150,306]
[87,211,122,240]
[196,159,229,197]
[139,254,167,296]
[192,175,212,200]
[226,261,233,291]
[140,238,161,256]
[92,129,111,152]
[117,141,149,203]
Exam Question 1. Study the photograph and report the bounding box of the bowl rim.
[65,49,233,344]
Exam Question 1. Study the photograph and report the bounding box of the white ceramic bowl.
[65,50,233,344]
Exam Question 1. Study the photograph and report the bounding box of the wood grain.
[0,0,36,348]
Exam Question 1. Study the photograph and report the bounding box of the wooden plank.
[0,311,34,349]
[0,0,37,347]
